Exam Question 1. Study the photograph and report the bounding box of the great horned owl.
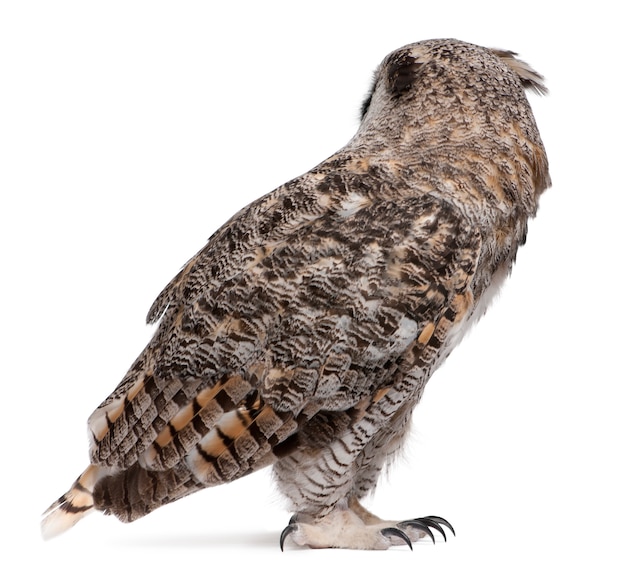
[41,38,550,550]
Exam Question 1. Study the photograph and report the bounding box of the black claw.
[423,519,447,541]
[280,524,297,551]
[399,515,455,543]
[399,519,436,544]
[381,527,413,550]
[422,515,456,537]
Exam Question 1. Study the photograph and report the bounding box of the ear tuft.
[360,71,377,120]
[492,49,548,95]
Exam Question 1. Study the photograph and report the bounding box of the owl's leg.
[276,401,455,550]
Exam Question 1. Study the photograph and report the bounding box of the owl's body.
[42,39,550,549]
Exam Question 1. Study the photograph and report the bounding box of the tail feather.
[41,465,107,540]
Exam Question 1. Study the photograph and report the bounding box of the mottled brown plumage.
[42,38,550,549]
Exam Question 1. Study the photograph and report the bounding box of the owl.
[41,38,550,550]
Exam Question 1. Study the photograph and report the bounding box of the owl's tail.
[42,462,207,540]
[41,464,107,540]
[91,461,203,523]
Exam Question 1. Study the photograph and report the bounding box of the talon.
[280,523,297,551]
[421,515,456,537]
[399,519,436,544]
[421,518,446,541]
[381,527,413,550]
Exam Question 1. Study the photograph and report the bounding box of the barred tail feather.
[41,465,107,540]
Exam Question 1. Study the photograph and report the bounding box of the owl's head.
[357,39,550,199]
[360,38,547,121]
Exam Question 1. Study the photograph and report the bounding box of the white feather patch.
[337,193,371,217]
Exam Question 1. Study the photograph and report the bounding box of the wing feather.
[87,167,481,483]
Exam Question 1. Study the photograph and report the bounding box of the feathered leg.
[276,396,454,549]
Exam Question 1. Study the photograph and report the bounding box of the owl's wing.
[87,172,481,487]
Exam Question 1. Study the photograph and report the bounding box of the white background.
[1,1,624,567]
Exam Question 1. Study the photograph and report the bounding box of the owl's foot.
[279,498,454,550]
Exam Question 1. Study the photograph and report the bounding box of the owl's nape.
[42,38,550,550]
